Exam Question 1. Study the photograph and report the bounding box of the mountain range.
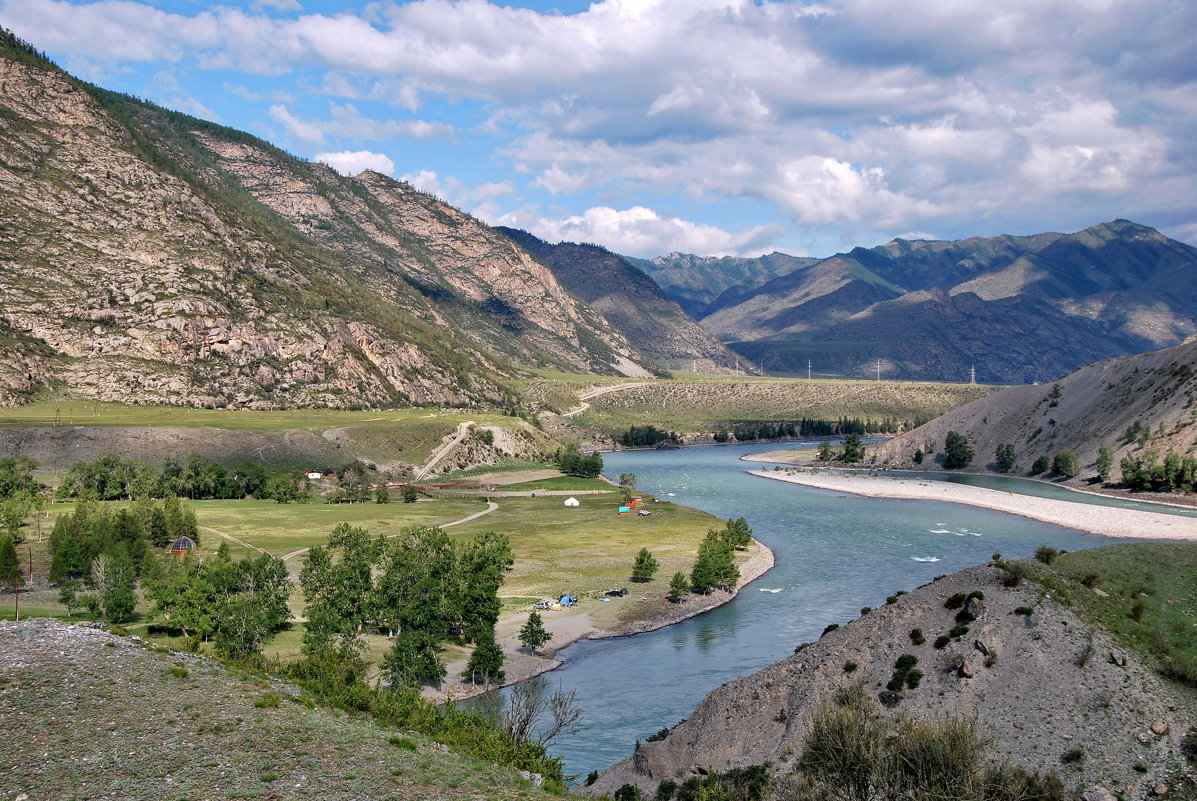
[646,221,1197,384]
[0,29,724,409]
[494,228,745,373]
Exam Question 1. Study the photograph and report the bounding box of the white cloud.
[314,150,395,176]
[496,205,784,258]
[267,102,454,146]
[2,0,1195,251]
[251,0,302,13]
[400,170,515,212]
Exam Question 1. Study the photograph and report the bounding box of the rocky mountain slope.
[586,556,1197,799]
[632,251,816,319]
[0,29,653,410]
[0,618,556,801]
[496,228,747,373]
[871,338,1197,482]
[698,220,1197,383]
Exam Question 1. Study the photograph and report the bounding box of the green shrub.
[1013,606,1033,616]
[998,562,1026,587]
[945,593,967,609]
[859,607,872,616]
[821,624,840,637]
[905,670,923,689]
[1061,748,1084,764]
[168,665,189,679]
[933,635,951,649]
[909,628,925,645]
[949,624,970,639]
[254,692,282,709]
[1035,545,1059,564]
[843,661,858,674]
[886,591,906,605]
[388,736,418,751]
[955,608,976,624]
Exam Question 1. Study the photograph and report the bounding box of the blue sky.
[3,0,1195,258]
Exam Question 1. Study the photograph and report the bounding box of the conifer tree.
[631,547,659,582]
[518,610,551,653]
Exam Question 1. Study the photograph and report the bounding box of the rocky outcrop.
[0,31,654,409]
[584,563,1197,798]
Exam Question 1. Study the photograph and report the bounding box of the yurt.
[169,536,198,555]
[563,497,580,507]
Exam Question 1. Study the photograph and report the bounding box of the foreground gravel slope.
[0,619,554,801]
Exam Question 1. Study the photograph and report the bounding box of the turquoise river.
[475,441,1185,782]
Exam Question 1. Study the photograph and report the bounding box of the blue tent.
[560,595,576,606]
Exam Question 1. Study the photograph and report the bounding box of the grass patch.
[1023,544,1197,686]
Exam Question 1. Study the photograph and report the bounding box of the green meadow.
[0,398,511,431]
[1,483,725,628]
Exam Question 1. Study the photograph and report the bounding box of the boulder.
[1151,720,1170,736]
[958,661,974,679]
[1081,788,1117,801]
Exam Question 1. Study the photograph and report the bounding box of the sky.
[2,0,1196,259]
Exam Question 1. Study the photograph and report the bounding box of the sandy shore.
[433,538,776,703]
[749,469,1197,541]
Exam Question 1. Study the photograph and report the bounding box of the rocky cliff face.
[0,31,652,409]
[586,562,1197,799]
[496,228,748,374]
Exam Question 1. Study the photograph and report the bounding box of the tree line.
[715,417,900,443]
[617,425,682,447]
[554,443,604,477]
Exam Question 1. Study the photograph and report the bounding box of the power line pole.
[970,365,976,385]
[807,359,812,380]
[875,359,881,382]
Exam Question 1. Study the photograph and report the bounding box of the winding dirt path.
[200,526,270,555]
[413,421,475,480]
[561,382,652,418]
[278,500,500,563]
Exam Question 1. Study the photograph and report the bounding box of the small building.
[563,497,580,507]
[169,536,198,556]
[618,506,631,515]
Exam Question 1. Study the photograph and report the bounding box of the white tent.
[563,497,580,507]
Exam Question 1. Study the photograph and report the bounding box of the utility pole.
[970,365,976,385]
[875,359,882,382]
[807,359,812,380]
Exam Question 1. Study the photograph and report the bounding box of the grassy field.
[193,497,489,558]
[0,398,511,431]
[449,493,721,603]
[523,373,996,435]
[1023,543,1197,685]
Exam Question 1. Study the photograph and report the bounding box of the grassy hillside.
[1022,543,1197,685]
[524,374,997,436]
